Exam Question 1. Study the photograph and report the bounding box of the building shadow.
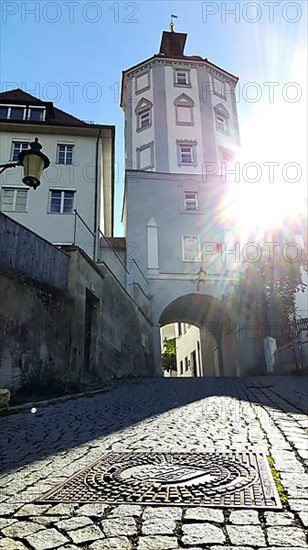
[0,375,307,476]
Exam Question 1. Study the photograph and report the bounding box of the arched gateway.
[159,293,238,377]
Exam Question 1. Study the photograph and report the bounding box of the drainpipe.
[93,127,102,261]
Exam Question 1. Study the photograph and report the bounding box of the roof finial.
[170,14,178,32]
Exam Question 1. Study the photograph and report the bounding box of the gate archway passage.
[159,293,238,377]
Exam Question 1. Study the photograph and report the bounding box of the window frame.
[212,76,226,100]
[174,93,194,126]
[48,189,76,214]
[10,140,30,161]
[174,68,191,87]
[135,98,153,133]
[220,147,235,164]
[135,69,151,95]
[180,146,193,164]
[182,235,200,262]
[177,140,197,167]
[138,108,151,130]
[0,105,27,120]
[184,191,198,212]
[136,141,154,170]
[214,103,230,134]
[57,143,74,165]
[27,107,46,122]
[0,186,29,213]
[216,114,227,133]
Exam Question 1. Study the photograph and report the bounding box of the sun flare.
[222,44,307,242]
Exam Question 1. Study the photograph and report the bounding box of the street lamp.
[0,138,50,190]
[196,265,207,291]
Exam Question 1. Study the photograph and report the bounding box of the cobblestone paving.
[0,376,307,549]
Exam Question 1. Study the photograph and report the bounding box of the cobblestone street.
[0,376,307,550]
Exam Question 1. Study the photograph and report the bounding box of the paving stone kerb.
[0,376,307,549]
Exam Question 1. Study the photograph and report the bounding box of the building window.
[139,109,150,129]
[214,103,230,134]
[180,360,183,374]
[137,141,154,170]
[0,104,46,121]
[183,236,200,261]
[184,191,198,211]
[219,147,235,176]
[185,356,189,370]
[57,144,74,165]
[28,107,46,121]
[221,148,234,163]
[180,146,192,164]
[174,69,191,87]
[177,140,197,166]
[49,190,75,214]
[11,141,30,161]
[0,106,8,119]
[135,70,150,94]
[213,77,226,100]
[135,98,153,132]
[0,105,26,120]
[10,106,26,120]
[1,187,28,212]
[216,115,227,132]
[174,93,194,126]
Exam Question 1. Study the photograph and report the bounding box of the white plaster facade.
[122,52,239,175]
[0,89,115,258]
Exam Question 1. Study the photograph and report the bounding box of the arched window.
[174,93,194,126]
[135,98,153,132]
[214,103,230,134]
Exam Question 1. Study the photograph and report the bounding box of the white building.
[0,89,115,257]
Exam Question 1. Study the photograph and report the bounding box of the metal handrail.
[73,209,95,246]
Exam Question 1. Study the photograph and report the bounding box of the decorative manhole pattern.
[38,452,282,509]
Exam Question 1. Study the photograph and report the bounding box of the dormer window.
[0,104,46,121]
[28,107,46,121]
[0,105,26,120]
[0,106,8,118]
[135,98,153,132]
[10,106,26,120]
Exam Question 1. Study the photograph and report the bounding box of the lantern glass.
[22,154,45,189]
[18,138,50,190]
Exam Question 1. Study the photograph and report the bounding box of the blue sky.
[1,0,307,235]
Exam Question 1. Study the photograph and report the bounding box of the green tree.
[161,337,177,373]
[229,240,307,346]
